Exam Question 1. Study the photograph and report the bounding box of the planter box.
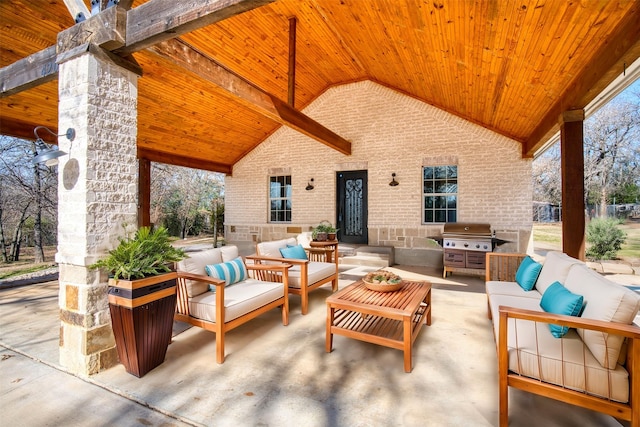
[107,272,177,377]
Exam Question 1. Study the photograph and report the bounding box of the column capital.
[558,109,585,124]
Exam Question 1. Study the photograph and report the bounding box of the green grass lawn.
[533,221,640,263]
[618,223,640,260]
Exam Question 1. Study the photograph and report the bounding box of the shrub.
[90,226,186,280]
[585,218,627,260]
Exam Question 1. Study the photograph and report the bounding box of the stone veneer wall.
[225,81,532,264]
[56,52,139,375]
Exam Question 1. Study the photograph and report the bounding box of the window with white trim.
[269,175,291,222]
[423,166,457,223]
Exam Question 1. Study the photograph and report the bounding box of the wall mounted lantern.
[389,173,399,187]
[305,178,315,191]
[32,126,75,166]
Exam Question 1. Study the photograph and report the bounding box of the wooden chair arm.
[176,271,225,287]
[498,305,640,339]
[486,252,527,282]
[246,254,309,265]
[246,264,292,272]
[305,247,330,254]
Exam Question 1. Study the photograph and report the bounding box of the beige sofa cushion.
[564,264,640,368]
[220,245,239,262]
[256,238,297,258]
[287,262,336,288]
[488,293,630,402]
[507,318,630,402]
[188,278,284,323]
[177,248,225,297]
[486,281,543,300]
[535,251,583,295]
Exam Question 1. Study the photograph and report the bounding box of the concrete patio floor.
[0,265,632,427]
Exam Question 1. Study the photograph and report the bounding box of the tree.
[532,145,561,205]
[0,136,58,262]
[584,95,640,215]
[533,85,640,218]
[151,164,224,239]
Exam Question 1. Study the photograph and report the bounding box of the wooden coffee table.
[325,279,432,372]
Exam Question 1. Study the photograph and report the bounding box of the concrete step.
[340,246,393,267]
[337,244,358,257]
[340,254,390,268]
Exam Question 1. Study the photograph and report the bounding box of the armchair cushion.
[256,238,297,258]
[205,257,248,287]
[288,262,336,288]
[176,248,223,297]
[280,244,308,260]
[189,278,285,323]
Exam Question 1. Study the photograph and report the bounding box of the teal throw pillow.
[515,256,542,291]
[205,257,248,289]
[540,281,584,338]
[279,244,308,260]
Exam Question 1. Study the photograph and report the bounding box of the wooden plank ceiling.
[1,0,639,173]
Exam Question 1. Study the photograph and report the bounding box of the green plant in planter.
[312,221,338,241]
[90,226,186,280]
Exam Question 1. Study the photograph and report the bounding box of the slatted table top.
[326,280,432,319]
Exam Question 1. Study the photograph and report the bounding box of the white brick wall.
[226,81,532,255]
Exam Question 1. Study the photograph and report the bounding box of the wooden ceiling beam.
[523,6,640,157]
[137,148,232,174]
[149,38,352,155]
[62,0,90,22]
[0,46,58,98]
[116,0,275,55]
[2,0,274,98]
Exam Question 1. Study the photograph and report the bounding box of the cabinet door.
[444,249,465,267]
[466,252,486,269]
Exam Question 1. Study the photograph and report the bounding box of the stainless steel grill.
[442,223,493,277]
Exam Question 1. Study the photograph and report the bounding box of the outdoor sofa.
[175,245,290,364]
[486,251,640,426]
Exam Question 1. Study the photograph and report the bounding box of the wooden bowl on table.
[362,270,403,292]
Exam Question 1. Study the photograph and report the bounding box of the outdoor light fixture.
[32,126,75,166]
[305,178,315,191]
[389,173,399,187]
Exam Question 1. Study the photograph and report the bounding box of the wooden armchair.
[175,246,290,363]
[249,237,338,315]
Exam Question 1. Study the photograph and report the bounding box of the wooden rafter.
[149,38,352,155]
[288,16,297,108]
[1,0,349,156]
[137,148,233,174]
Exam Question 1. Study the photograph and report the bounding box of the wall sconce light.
[389,173,399,187]
[32,126,75,166]
[305,178,315,191]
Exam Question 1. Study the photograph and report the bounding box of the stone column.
[56,48,139,375]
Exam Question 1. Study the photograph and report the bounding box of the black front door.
[336,170,368,245]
